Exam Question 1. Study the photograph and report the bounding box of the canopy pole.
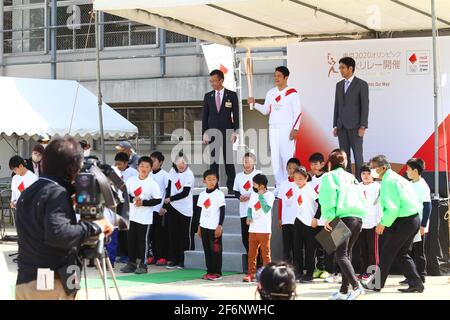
[431,0,440,199]
[232,46,245,148]
[95,10,106,163]
[50,0,57,79]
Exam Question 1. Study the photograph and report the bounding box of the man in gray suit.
[333,57,369,178]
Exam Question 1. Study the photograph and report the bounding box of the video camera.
[74,157,130,250]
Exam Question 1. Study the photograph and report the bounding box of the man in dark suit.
[333,57,369,178]
[202,69,239,194]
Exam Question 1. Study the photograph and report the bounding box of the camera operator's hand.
[159,208,167,216]
[164,198,171,204]
[93,219,114,236]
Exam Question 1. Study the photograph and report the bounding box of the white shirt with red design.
[254,86,302,130]
[359,181,382,229]
[168,168,195,217]
[126,175,162,225]
[11,170,38,204]
[296,183,318,227]
[278,178,298,225]
[233,169,262,218]
[248,191,275,234]
[197,189,225,230]
[308,174,326,226]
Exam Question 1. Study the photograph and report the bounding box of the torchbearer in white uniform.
[248,66,302,193]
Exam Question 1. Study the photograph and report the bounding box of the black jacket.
[202,88,239,135]
[15,176,101,285]
[25,158,42,176]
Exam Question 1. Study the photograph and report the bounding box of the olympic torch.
[245,49,254,110]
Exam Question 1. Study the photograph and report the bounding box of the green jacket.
[318,167,367,221]
[379,169,421,227]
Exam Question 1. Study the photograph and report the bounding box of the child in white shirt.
[243,174,275,282]
[277,158,301,264]
[358,164,382,281]
[120,157,162,275]
[233,152,261,253]
[197,170,226,281]
[9,156,38,208]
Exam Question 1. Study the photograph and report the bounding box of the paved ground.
[1,228,450,301]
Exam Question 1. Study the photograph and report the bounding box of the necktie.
[215,91,221,112]
[344,80,350,94]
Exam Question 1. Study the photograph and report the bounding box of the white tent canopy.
[0,77,138,139]
[93,0,450,48]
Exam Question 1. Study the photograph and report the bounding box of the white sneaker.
[324,273,342,284]
[347,286,365,300]
[328,291,350,300]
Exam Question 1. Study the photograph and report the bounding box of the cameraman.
[15,138,113,300]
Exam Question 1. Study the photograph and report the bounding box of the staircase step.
[184,250,246,273]
[194,233,246,253]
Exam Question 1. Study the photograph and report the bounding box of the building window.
[114,106,202,143]
[166,31,196,44]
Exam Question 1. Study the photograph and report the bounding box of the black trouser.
[358,227,378,275]
[201,227,223,275]
[410,236,426,279]
[335,217,362,294]
[152,212,170,260]
[294,219,318,277]
[315,226,337,273]
[209,130,236,190]
[375,214,422,289]
[337,128,363,179]
[167,204,191,266]
[128,221,151,264]
[118,230,128,257]
[240,217,249,253]
[282,224,296,264]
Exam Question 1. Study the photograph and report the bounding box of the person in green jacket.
[319,149,367,300]
[362,155,424,293]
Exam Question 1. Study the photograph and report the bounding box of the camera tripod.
[80,234,122,300]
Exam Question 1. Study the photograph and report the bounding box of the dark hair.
[203,169,218,180]
[253,173,268,189]
[172,151,189,172]
[287,157,301,167]
[275,66,290,77]
[9,155,26,170]
[150,151,165,163]
[369,155,391,170]
[257,262,296,300]
[339,57,356,73]
[360,163,371,174]
[244,152,257,162]
[308,152,325,163]
[42,137,83,181]
[407,158,425,175]
[32,144,45,154]
[293,166,309,179]
[210,69,224,81]
[114,152,130,163]
[328,149,347,171]
[138,156,153,166]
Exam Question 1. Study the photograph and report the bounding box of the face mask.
[84,149,91,157]
[32,154,42,163]
[370,168,380,179]
[252,187,259,193]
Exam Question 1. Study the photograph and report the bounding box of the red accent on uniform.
[275,95,281,103]
[243,180,251,191]
[297,194,303,206]
[292,112,302,129]
[285,188,293,199]
[285,88,298,96]
[175,179,182,190]
[203,198,211,209]
[133,186,142,197]
[314,184,320,194]
[363,190,367,199]
[254,201,262,211]
[288,177,294,182]
[18,182,25,192]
